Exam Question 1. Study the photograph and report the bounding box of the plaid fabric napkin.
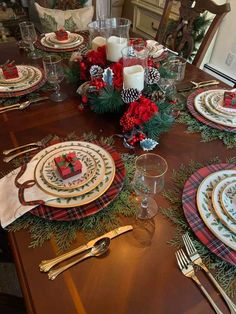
[0,160,52,228]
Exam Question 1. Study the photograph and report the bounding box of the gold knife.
[39,225,133,272]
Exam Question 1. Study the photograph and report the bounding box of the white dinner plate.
[197,169,236,250]
[212,175,236,233]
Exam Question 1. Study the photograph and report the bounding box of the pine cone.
[146,67,160,85]
[121,88,142,103]
[90,65,103,78]
[150,90,165,102]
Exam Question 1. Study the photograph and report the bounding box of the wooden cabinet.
[131,0,179,39]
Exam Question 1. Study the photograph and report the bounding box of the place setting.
[187,87,236,133]
[0,139,126,227]
[0,60,46,98]
[35,28,84,52]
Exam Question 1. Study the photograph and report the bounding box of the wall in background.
[207,0,235,80]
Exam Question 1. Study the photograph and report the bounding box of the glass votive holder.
[105,18,131,62]
[122,45,149,91]
[164,56,187,81]
[88,20,108,50]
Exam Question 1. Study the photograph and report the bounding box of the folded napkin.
[0,160,52,228]
[223,89,236,108]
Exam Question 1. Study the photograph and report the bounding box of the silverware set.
[177,233,236,314]
[2,134,53,162]
[39,225,133,280]
[0,96,48,114]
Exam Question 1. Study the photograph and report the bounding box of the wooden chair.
[155,0,231,67]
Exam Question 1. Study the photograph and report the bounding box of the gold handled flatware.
[182,233,236,314]
[3,147,39,162]
[48,238,110,280]
[190,80,220,89]
[0,96,49,113]
[176,249,223,314]
[39,225,133,272]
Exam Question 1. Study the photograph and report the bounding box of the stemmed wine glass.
[19,21,40,59]
[133,153,168,220]
[43,56,67,102]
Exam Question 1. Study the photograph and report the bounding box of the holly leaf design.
[64,17,77,32]
[41,13,58,32]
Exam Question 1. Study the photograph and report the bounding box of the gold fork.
[176,249,223,314]
[182,233,236,314]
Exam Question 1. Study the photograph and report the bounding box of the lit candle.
[91,36,106,50]
[107,36,128,62]
[123,65,145,91]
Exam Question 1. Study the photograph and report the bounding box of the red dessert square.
[223,90,236,108]
[55,29,68,41]
[2,62,19,80]
[54,152,82,180]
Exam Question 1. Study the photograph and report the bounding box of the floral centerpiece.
[67,40,176,150]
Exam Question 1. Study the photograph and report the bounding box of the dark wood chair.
[155,0,231,67]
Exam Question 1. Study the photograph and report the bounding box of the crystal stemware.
[133,153,168,220]
[43,56,67,102]
[19,21,40,59]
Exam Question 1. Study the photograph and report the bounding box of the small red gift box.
[54,152,82,180]
[55,29,68,41]
[223,90,236,108]
[1,61,19,80]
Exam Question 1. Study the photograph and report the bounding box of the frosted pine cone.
[146,67,160,85]
[121,88,142,103]
[90,65,103,78]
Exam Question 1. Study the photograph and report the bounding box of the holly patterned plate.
[46,32,82,45]
[205,90,236,117]
[41,148,97,190]
[194,91,236,127]
[35,145,105,198]
[221,181,236,223]
[0,65,29,84]
[41,34,83,49]
[32,141,116,207]
[197,170,236,250]
[212,175,236,233]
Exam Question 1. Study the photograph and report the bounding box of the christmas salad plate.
[205,90,236,117]
[194,91,236,127]
[212,175,236,233]
[41,33,83,49]
[35,146,106,198]
[32,141,116,207]
[196,169,236,250]
[221,181,236,223]
[0,66,42,92]
[41,148,98,190]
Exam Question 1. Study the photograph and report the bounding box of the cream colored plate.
[194,91,236,127]
[41,34,83,49]
[197,170,236,250]
[32,141,116,207]
[47,32,81,44]
[221,181,236,223]
[0,66,42,92]
[41,148,97,190]
[35,146,105,198]
[212,175,236,233]
[205,90,236,117]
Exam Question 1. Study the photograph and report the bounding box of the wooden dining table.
[0,41,235,314]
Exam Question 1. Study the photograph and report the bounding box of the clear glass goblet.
[133,153,168,220]
[43,56,67,102]
[19,21,40,59]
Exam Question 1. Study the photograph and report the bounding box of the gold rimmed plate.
[46,32,81,45]
[35,146,105,198]
[221,180,236,223]
[197,169,236,251]
[41,148,97,190]
[212,175,236,233]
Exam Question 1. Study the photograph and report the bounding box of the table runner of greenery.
[160,156,236,297]
[176,94,236,149]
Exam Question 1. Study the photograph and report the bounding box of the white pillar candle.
[107,36,128,62]
[123,65,145,91]
[91,36,106,50]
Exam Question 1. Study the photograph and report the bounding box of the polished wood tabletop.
[0,42,235,314]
